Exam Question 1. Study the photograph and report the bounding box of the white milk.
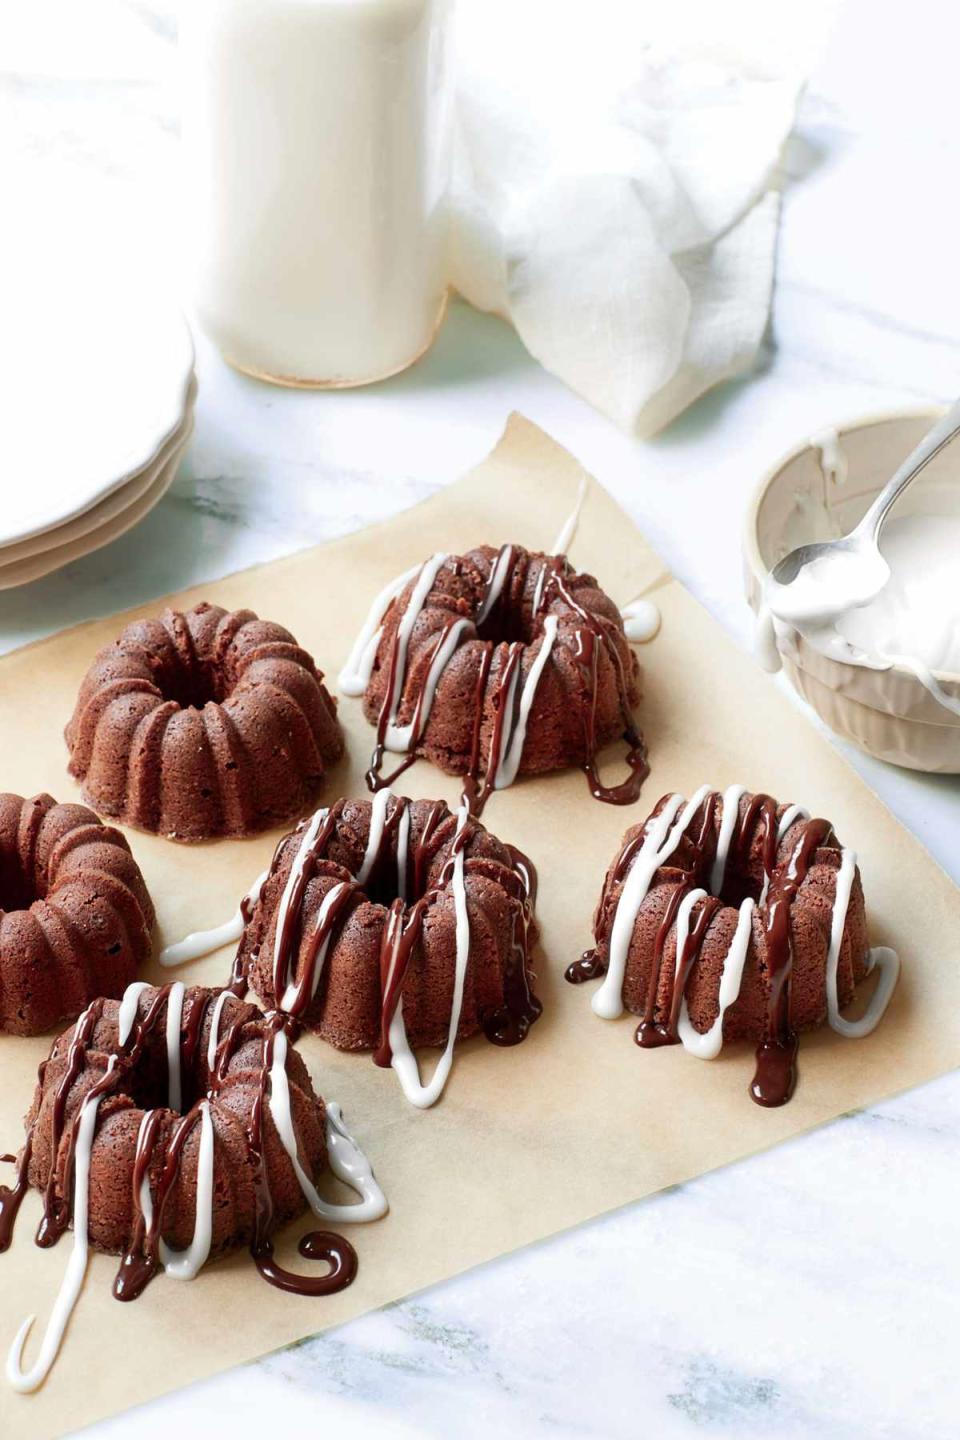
[181,0,451,386]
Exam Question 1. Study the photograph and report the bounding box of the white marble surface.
[4,1,960,1436]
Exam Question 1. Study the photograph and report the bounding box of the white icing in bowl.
[835,515,960,676]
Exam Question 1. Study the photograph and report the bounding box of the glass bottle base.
[222,291,449,391]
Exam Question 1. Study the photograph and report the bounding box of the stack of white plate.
[2,225,197,589]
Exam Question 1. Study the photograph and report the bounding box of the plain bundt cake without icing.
[65,602,344,842]
[339,545,646,813]
[0,792,154,1036]
[567,784,900,1107]
[235,790,542,1106]
[0,983,386,1391]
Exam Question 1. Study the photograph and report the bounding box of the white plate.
[1,244,195,547]
[0,420,192,590]
[0,379,196,567]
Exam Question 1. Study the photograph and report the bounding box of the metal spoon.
[764,396,960,626]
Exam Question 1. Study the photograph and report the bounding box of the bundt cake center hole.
[717,872,763,909]
[159,657,229,711]
[363,863,420,909]
[476,602,536,647]
[128,1057,196,1115]
[0,865,36,912]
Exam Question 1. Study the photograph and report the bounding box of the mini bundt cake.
[339,546,646,811]
[236,790,542,1106]
[0,792,154,1036]
[568,784,899,1106]
[1,983,386,1389]
[66,602,344,842]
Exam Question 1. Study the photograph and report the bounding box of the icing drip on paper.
[621,598,661,643]
[158,870,268,968]
[550,472,588,556]
[7,1058,119,1393]
[338,562,422,696]
[247,1019,358,1298]
[267,1030,388,1221]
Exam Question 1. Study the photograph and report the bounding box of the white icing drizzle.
[824,847,901,1038]
[338,561,422,697]
[875,649,960,718]
[621,598,661,643]
[117,982,152,1046]
[776,804,810,842]
[266,1029,388,1222]
[383,617,475,753]
[6,1057,118,1394]
[206,990,232,1071]
[387,804,472,1108]
[551,472,588,556]
[757,804,810,905]
[396,798,411,903]
[165,982,186,1112]
[273,807,328,996]
[279,881,351,1012]
[709,784,747,894]
[677,897,755,1060]
[348,551,475,756]
[531,559,550,615]
[158,870,268,968]
[593,787,712,1020]
[812,426,848,489]
[754,605,782,673]
[475,544,515,626]
[357,786,392,885]
[493,613,560,789]
[135,1102,216,1281]
[379,552,449,737]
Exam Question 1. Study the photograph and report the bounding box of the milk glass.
[181,0,451,387]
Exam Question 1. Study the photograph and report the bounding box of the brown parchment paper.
[1,414,958,1438]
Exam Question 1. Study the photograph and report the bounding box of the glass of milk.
[181,0,451,387]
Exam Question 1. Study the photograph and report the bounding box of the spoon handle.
[857,396,960,540]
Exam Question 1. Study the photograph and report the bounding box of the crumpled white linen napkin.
[449,0,838,435]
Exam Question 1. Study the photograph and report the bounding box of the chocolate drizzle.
[570,789,846,1106]
[37,1000,105,1248]
[113,1108,165,1300]
[750,816,834,1107]
[564,950,608,984]
[544,561,649,807]
[0,1143,32,1253]
[480,846,542,1045]
[359,545,647,817]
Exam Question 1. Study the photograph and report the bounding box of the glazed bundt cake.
[66,602,344,842]
[235,791,542,1106]
[1,983,386,1390]
[0,792,154,1036]
[568,784,900,1106]
[339,546,646,812]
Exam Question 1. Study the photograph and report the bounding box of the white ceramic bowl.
[743,410,960,773]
